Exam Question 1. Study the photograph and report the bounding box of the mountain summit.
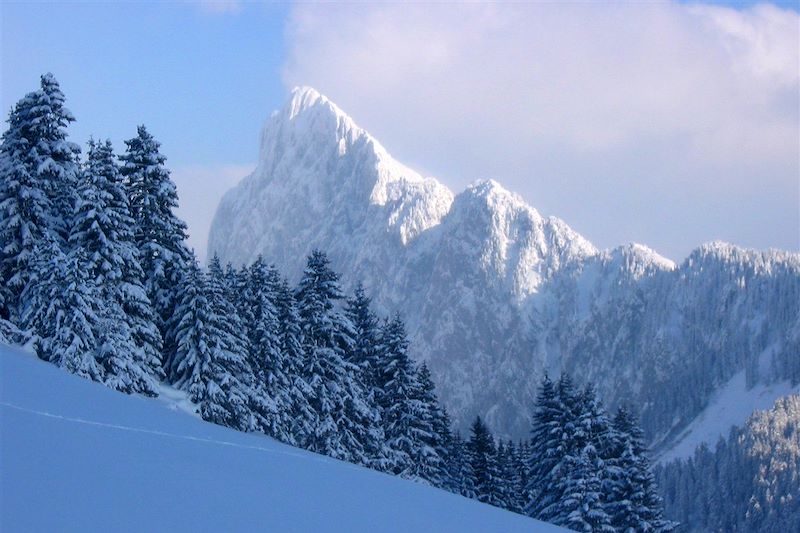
[209,88,800,444]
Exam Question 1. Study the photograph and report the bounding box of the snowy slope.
[0,344,563,533]
[655,370,800,463]
[208,87,800,447]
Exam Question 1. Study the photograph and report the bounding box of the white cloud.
[172,164,255,262]
[282,2,799,259]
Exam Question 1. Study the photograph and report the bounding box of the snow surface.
[656,369,800,464]
[0,344,563,533]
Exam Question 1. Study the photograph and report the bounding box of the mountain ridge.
[209,87,800,447]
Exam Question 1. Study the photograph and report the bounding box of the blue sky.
[2,1,798,260]
[2,1,288,167]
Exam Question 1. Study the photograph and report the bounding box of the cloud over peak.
[282,2,799,259]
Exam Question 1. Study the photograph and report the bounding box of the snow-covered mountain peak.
[287,85,328,118]
[210,87,799,442]
[610,243,676,272]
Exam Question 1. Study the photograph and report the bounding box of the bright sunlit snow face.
[283,2,799,260]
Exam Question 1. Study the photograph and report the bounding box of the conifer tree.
[345,283,381,386]
[608,406,674,532]
[527,374,566,518]
[378,314,433,479]
[243,257,293,441]
[553,385,614,531]
[70,138,163,393]
[415,362,451,486]
[20,241,102,380]
[120,125,191,347]
[274,275,314,446]
[168,259,252,431]
[447,433,476,498]
[497,440,524,513]
[467,416,502,507]
[0,73,79,318]
[295,250,380,464]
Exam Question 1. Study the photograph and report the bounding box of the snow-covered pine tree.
[295,250,381,465]
[514,439,532,515]
[0,73,79,319]
[35,73,81,240]
[555,385,614,532]
[608,406,674,532]
[168,258,252,431]
[377,313,435,479]
[0,96,51,320]
[345,283,381,387]
[495,440,520,512]
[120,125,191,351]
[241,257,292,441]
[447,433,476,499]
[466,416,503,507]
[414,362,451,486]
[20,240,102,381]
[274,275,315,447]
[70,138,162,394]
[526,374,565,518]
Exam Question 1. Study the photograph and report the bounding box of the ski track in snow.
[0,400,339,467]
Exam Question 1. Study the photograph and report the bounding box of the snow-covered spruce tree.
[447,433,476,498]
[168,258,252,431]
[70,138,163,394]
[553,385,614,532]
[20,240,102,380]
[514,439,533,515]
[377,313,436,480]
[466,416,503,507]
[120,125,191,352]
[0,73,80,320]
[274,275,315,446]
[345,283,382,387]
[608,406,674,532]
[414,362,452,487]
[496,440,523,514]
[295,250,381,465]
[241,257,292,440]
[526,374,565,518]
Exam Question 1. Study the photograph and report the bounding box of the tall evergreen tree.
[608,406,674,532]
[20,241,102,380]
[0,73,79,319]
[527,374,565,518]
[447,433,476,498]
[243,257,294,441]
[168,259,252,431]
[120,125,190,350]
[378,314,433,479]
[274,275,314,446]
[70,138,163,393]
[556,385,614,532]
[414,362,451,486]
[467,416,502,507]
[345,283,381,385]
[295,250,381,465]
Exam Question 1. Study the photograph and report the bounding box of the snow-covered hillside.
[0,344,562,532]
[208,87,800,448]
[655,369,800,463]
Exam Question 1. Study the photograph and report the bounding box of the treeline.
[655,395,800,532]
[1,73,673,531]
